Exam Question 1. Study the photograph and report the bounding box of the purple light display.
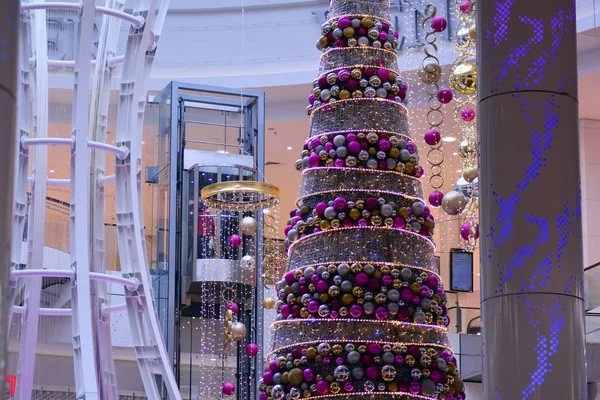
[478,0,585,397]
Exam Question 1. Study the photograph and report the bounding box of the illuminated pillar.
[0,2,19,399]
[478,0,587,398]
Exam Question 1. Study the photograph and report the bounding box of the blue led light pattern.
[481,0,583,397]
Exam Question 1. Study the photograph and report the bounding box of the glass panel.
[183,107,243,154]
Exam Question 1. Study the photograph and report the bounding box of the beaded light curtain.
[260,0,466,399]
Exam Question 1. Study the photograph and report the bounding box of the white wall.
[581,119,600,269]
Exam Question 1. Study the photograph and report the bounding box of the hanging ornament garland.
[420,4,452,209]
[201,179,280,397]
[450,0,480,250]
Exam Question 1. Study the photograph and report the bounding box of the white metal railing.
[10,1,179,399]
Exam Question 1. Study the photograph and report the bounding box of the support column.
[478,0,587,398]
[0,2,19,400]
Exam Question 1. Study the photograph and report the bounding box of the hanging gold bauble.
[462,166,479,183]
[469,23,476,39]
[231,321,247,341]
[450,62,477,95]
[262,297,276,309]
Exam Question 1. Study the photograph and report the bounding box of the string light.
[286,261,442,281]
[262,1,467,398]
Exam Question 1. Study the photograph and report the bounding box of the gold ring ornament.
[201,181,281,212]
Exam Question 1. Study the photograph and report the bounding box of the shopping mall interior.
[0,0,599,399]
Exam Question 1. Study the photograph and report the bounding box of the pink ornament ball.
[460,0,472,13]
[348,140,361,153]
[338,16,351,29]
[349,304,363,318]
[226,302,239,315]
[377,68,390,82]
[355,272,369,287]
[428,190,444,207]
[461,106,475,121]
[364,197,379,210]
[315,201,328,216]
[393,217,406,229]
[318,75,328,89]
[315,380,329,395]
[397,91,407,102]
[410,381,421,394]
[431,16,448,32]
[345,79,358,91]
[222,382,235,395]
[460,222,472,240]
[367,343,383,356]
[437,88,453,104]
[246,343,259,356]
[366,365,380,380]
[424,129,441,146]
[308,153,320,167]
[338,69,351,82]
[229,234,242,247]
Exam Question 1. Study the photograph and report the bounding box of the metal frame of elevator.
[151,82,266,399]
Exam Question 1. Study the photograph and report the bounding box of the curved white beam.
[87,141,129,159]
[21,2,145,28]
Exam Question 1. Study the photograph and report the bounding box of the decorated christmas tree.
[260,0,466,399]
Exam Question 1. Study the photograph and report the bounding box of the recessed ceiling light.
[286,146,293,150]
[452,152,458,156]
[456,169,463,173]
[442,136,457,143]
[49,169,55,173]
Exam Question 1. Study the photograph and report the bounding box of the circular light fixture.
[442,136,458,143]
[201,181,280,212]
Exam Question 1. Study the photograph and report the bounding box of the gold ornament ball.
[288,368,304,386]
[231,322,247,341]
[469,23,476,39]
[442,191,468,216]
[450,62,477,95]
[263,297,275,310]
[462,166,479,182]
[241,216,258,235]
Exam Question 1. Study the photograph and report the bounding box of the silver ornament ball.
[240,255,255,271]
[241,216,258,235]
[442,190,468,216]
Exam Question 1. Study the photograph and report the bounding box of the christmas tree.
[260,0,466,399]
